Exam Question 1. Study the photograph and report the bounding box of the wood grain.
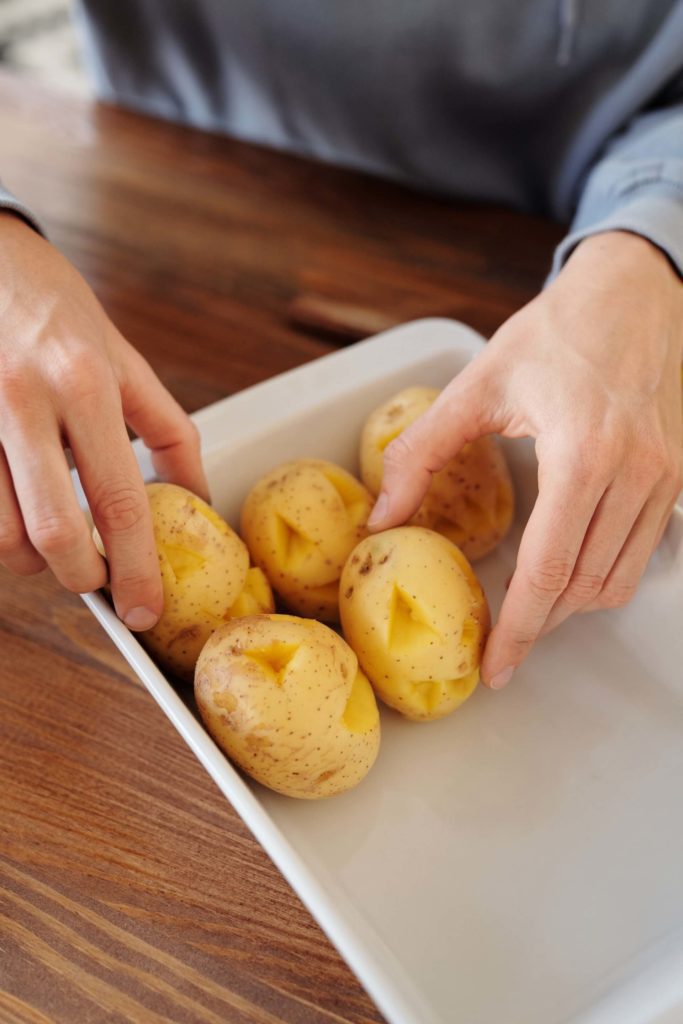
[0,67,564,1023]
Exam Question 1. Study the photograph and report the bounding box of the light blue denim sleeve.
[551,104,683,279]
[0,183,46,235]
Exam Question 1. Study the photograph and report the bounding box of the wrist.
[551,231,683,365]
[569,230,680,286]
[0,207,42,241]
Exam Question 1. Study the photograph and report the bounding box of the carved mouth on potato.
[241,641,300,685]
[387,584,442,651]
[273,513,316,567]
[319,466,371,525]
[160,543,209,581]
[342,669,379,733]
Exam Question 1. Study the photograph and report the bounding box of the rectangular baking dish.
[77,319,683,1024]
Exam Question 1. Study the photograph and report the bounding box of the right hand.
[0,214,209,629]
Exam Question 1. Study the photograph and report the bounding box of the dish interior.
[78,321,683,1024]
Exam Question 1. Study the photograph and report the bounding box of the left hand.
[367,231,683,689]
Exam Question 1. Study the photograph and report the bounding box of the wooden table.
[0,70,564,1024]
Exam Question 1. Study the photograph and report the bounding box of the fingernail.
[489,665,514,690]
[124,606,158,631]
[367,492,389,529]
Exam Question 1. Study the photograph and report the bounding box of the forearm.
[551,105,683,281]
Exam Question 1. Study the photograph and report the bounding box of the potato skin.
[139,483,255,681]
[360,386,514,561]
[240,459,373,621]
[339,527,490,721]
[194,614,381,799]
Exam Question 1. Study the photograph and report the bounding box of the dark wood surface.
[0,70,564,1024]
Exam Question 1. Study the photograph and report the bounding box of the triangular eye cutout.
[387,585,441,651]
[274,514,316,566]
[243,642,300,684]
[161,543,208,581]
[321,468,368,523]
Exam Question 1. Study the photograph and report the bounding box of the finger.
[66,376,163,631]
[0,446,46,575]
[368,361,502,530]
[115,334,209,501]
[2,415,107,594]
[583,485,681,613]
[481,449,605,687]
[538,476,647,635]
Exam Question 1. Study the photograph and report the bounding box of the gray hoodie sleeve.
[551,103,683,279]
[0,182,46,235]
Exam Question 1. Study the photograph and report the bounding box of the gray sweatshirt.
[4,0,683,278]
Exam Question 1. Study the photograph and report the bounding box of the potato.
[224,566,275,619]
[240,459,373,621]
[339,527,490,721]
[195,613,381,798]
[138,483,272,681]
[360,386,514,560]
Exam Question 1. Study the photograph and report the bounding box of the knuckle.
[383,432,416,471]
[0,369,35,425]
[92,484,146,535]
[525,556,575,599]
[183,417,201,448]
[631,447,668,489]
[28,513,84,557]
[562,569,606,608]
[594,579,638,610]
[62,565,108,595]
[113,568,160,598]
[51,345,109,402]
[575,431,616,470]
[643,440,669,476]
[504,630,537,659]
[575,436,606,471]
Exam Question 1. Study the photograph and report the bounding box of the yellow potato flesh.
[240,459,373,620]
[224,567,275,619]
[360,386,514,561]
[340,527,490,721]
[194,614,380,798]
[140,483,250,681]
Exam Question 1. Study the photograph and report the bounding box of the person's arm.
[551,102,683,279]
[0,211,209,628]
[368,105,683,691]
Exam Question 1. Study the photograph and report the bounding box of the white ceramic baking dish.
[77,319,683,1024]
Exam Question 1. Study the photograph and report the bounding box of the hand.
[368,231,683,688]
[0,214,208,628]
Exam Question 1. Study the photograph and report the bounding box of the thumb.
[367,361,504,531]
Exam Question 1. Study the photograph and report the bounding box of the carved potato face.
[194,614,381,798]
[339,527,490,721]
[140,483,253,681]
[240,459,373,621]
[360,386,514,561]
